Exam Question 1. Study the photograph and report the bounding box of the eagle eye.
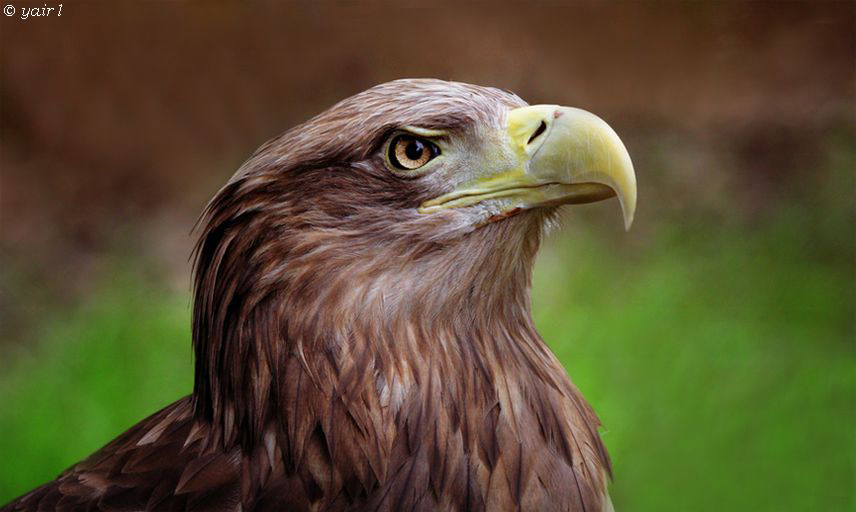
[388,134,440,171]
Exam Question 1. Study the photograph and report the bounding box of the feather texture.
[3,79,613,512]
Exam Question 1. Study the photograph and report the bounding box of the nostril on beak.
[527,120,548,146]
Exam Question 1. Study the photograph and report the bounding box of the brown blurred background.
[1,2,854,510]
[2,2,852,310]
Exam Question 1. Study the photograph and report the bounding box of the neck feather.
[190,187,557,444]
[190,196,611,503]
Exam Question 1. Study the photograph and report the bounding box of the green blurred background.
[1,2,853,510]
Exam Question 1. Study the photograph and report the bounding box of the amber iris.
[389,135,438,170]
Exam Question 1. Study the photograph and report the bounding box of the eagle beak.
[419,105,637,230]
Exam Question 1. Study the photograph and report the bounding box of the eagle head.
[191,79,635,457]
[4,79,637,512]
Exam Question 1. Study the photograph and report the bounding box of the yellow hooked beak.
[418,105,637,229]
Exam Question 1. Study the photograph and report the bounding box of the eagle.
[3,79,636,512]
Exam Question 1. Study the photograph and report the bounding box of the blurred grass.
[0,271,193,500]
[535,225,853,511]
[1,144,854,510]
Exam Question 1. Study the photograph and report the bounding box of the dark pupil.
[404,139,424,161]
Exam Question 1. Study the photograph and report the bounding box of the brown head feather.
[4,79,612,512]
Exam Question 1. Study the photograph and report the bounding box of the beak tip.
[624,215,634,231]
[619,187,637,231]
